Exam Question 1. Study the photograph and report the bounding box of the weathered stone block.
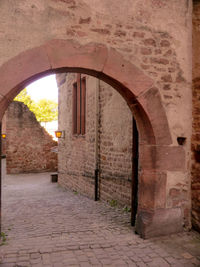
[136,208,183,238]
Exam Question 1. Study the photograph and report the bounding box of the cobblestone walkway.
[0,173,200,267]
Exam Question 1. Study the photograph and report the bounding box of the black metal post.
[131,118,139,226]
[95,168,99,201]
[0,123,2,233]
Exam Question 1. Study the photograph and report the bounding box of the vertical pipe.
[95,169,99,201]
[0,122,2,233]
[131,118,139,226]
[94,79,100,201]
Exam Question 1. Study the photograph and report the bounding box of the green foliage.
[31,99,58,123]
[0,232,7,246]
[109,199,118,207]
[14,88,33,107]
[14,88,58,123]
[123,206,131,212]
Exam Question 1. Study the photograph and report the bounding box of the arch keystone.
[45,39,108,72]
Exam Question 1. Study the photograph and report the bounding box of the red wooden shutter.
[77,74,81,135]
[72,82,77,134]
[81,77,86,135]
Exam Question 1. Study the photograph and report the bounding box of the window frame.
[72,74,86,136]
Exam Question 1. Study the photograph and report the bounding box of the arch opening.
[0,40,183,238]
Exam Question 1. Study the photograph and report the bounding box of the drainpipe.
[131,118,139,226]
[94,78,100,201]
[0,122,2,233]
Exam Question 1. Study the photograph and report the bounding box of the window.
[72,74,86,135]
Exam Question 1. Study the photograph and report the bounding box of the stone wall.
[98,80,133,205]
[192,1,200,232]
[0,0,195,237]
[57,73,133,207]
[57,73,96,197]
[0,1,192,147]
[3,101,58,174]
[2,114,7,156]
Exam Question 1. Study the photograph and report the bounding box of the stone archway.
[0,39,185,238]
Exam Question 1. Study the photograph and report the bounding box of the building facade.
[57,73,133,207]
[0,0,199,238]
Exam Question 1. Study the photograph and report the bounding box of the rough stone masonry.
[57,73,133,207]
[0,0,198,238]
[2,101,58,174]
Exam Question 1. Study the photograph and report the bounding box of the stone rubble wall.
[3,101,58,174]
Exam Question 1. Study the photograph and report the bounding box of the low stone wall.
[3,101,58,174]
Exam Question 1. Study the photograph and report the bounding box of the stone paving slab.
[0,172,200,266]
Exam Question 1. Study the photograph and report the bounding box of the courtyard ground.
[0,170,200,267]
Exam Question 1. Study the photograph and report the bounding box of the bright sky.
[26,74,58,102]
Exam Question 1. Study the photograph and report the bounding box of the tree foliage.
[14,88,33,107]
[31,99,58,123]
[14,89,58,123]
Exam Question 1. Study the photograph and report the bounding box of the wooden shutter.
[77,74,81,135]
[81,77,86,135]
[72,82,77,134]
